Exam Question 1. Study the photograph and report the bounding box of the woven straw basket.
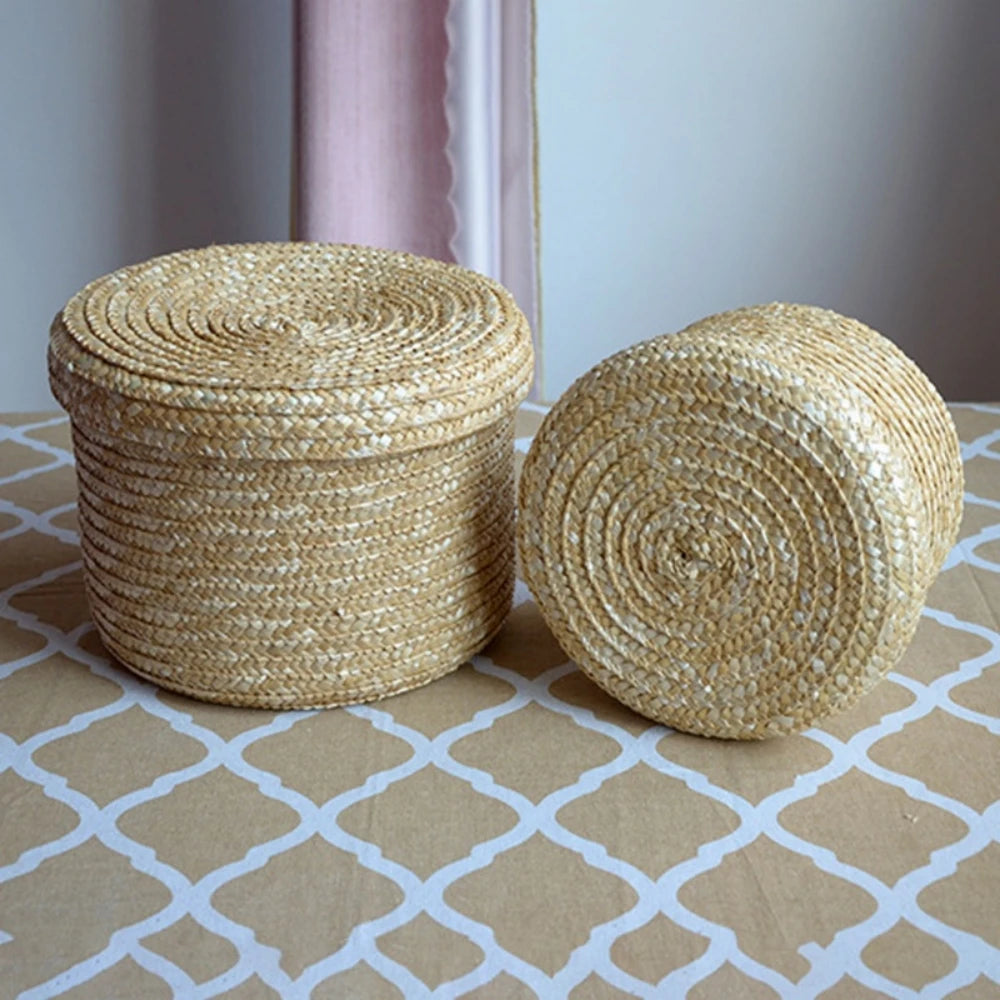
[518,304,962,739]
[49,242,533,708]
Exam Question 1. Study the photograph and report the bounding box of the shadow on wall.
[118,0,292,259]
[842,1,1000,401]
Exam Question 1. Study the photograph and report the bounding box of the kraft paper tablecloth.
[1,406,999,999]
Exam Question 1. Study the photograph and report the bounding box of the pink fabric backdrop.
[294,0,538,379]
[294,0,455,261]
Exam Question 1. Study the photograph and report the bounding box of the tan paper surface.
[1,406,998,998]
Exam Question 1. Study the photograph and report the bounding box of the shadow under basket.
[48,242,534,708]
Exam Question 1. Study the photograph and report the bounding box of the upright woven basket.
[49,242,533,708]
[519,304,962,739]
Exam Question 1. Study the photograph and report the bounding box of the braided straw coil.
[49,242,533,708]
[518,304,962,739]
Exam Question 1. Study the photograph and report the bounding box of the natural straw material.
[518,304,962,739]
[49,242,533,708]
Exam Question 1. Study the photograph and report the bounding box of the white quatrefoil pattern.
[1,405,999,999]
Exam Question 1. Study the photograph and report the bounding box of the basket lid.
[49,242,534,460]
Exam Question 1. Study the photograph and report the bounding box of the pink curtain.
[294,0,538,335]
[294,0,454,261]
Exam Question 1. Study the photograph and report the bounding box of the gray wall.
[0,0,293,412]
[537,0,1000,402]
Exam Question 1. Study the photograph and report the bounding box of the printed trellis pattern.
[1,404,999,999]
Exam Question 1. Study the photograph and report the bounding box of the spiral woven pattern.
[49,242,533,708]
[519,304,962,739]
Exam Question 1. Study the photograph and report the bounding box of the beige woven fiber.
[518,304,962,739]
[49,242,533,708]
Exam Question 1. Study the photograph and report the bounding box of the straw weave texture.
[48,242,533,708]
[518,304,962,739]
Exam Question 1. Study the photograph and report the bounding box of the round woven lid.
[49,242,534,460]
[518,304,963,739]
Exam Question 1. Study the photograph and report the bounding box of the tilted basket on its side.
[518,303,962,739]
[49,242,534,708]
